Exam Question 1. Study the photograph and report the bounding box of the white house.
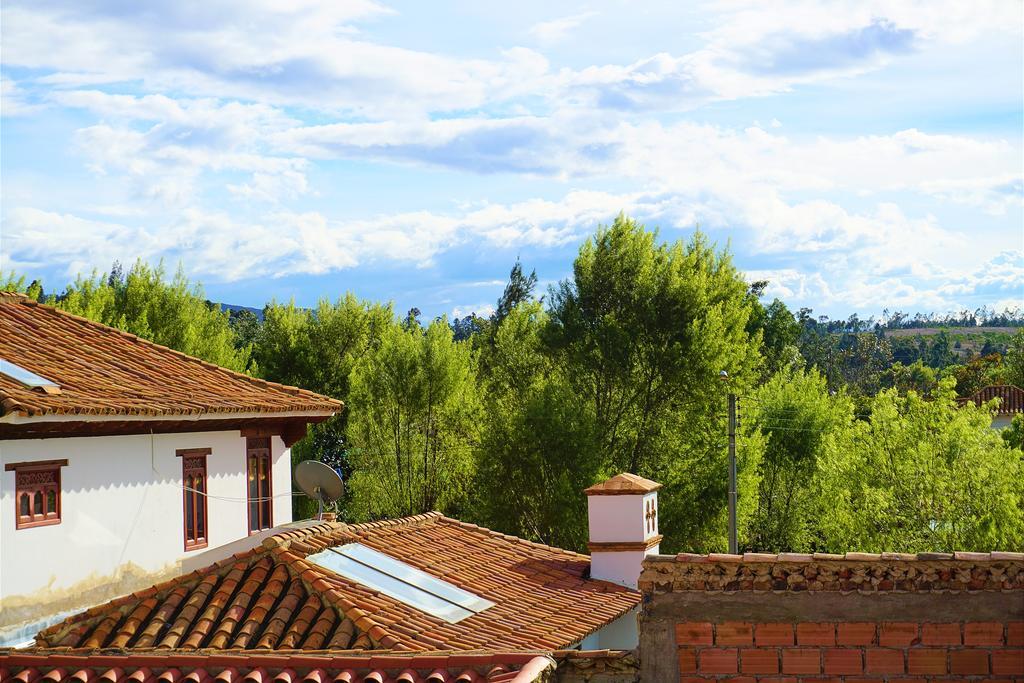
[0,291,341,635]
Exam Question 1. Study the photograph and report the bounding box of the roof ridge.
[433,516,591,561]
[3,296,343,409]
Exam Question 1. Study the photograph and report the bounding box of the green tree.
[544,215,763,551]
[748,297,802,376]
[1004,330,1024,388]
[474,302,601,549]
[882,360,938,396]
[1002,413,1024,451]
[254,295,392,519]
[745,369,851,551]
[816,377,1024,552]
[347,317,480,520]
[52,261,250,371]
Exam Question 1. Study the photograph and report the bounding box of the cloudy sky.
[2,1,1022,319]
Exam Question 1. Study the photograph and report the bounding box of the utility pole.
[727,392,738,554]
[719,370,738,554]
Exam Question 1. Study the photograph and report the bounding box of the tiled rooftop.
[957,384,1024,415]
[0,650,555,682]
[33,513,640,653]
[0,291,342,419]
[583,472,661,495]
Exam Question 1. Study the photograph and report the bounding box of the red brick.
[756,623,794,646]
[964,621,1004,646]
[751,679,797,683]
[1008,621,1024,646]
[740,648,779,674]
[921,622,961,645]
[836,622,875,646]
[797,623,835,646]
[992,648,1024,676]
[716,678,754,683]
[879,621,919,647]
[842,679,884,683]
[906,648,947,674]
[781,649,821,675]
[950,648,989,675]
[864,648,904,674]
[822,649,862,675]
[717,621,754,646]
[700,648,738,674]
[676,622,713,646]
[678,648,697,673]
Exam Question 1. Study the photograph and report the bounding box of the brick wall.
[637,551,1024,682]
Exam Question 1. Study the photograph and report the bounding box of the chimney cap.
[585,472,662,496]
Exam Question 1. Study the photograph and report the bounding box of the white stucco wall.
[0,429,293,627]
[580,605,640,650]
[587,492,658,543]
[588,490,660,588]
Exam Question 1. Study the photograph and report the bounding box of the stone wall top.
[640,551,1024,594]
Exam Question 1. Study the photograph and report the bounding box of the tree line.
[4,215,1023,553]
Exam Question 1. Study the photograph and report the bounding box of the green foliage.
[882,360,938,396]
[745,369,851,551]
[1005,330,1024,389]
[347,317,480,520]
[749,297,802,376]
[815,378,1024,552]
[42,261,249,371]
[253,294,393,519]
[1002,413,1024,451]
[474,302,601,550]
[544,215,763,551]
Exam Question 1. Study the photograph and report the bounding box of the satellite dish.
[295,460,344,520]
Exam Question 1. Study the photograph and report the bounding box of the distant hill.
[219,302,264,321]
[882,326,1019,338]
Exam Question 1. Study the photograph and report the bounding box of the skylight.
[0,359,60,394]
[307,543,495,624]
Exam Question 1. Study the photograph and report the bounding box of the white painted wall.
[580,606,640,650]
[588,489,660,588]
[0,430,293,627]
[587,492,658,543]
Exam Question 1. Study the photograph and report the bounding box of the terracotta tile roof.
[584,472,661,496]
[0,650,554,682]
[34,514,640,654]
[956,384,1024,415]
[0,292,341,419]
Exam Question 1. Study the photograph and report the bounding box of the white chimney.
[585,472,662,589]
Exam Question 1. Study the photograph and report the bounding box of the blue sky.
[2,0,1022,320]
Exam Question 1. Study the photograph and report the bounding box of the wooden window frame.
[7,459,67,530]
[178,448,211,552]
[246,436,274,535]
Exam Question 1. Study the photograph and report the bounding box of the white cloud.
[2,2,550,118]
[452,303,496,318]
[1,77,43,116]
[529,12,597,44]
[54,92,309,204]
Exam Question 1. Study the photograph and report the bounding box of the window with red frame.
[179,448,210,550]
[9,460,65,529]
[246,437,273,533]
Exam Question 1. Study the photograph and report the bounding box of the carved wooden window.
[179,448,210,551]
[247,437,273,534]
[8,460,66,529]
